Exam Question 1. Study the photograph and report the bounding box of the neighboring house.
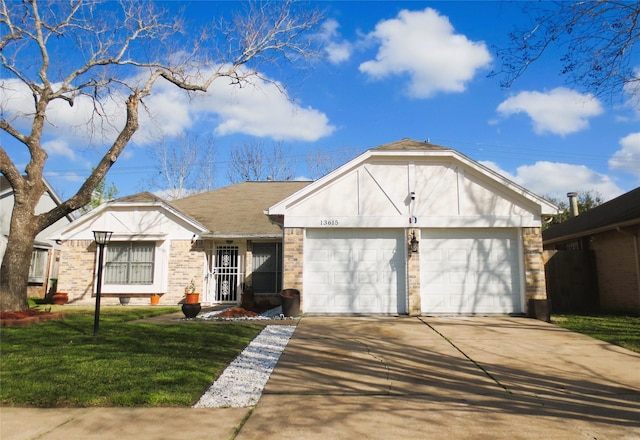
[52,139,557,316]
[0,176,75,298]
[543,187,640,315]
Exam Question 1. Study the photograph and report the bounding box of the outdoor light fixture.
[92,230,113,336]
[410,230,419,253]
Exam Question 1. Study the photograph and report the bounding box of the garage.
[420,228,523,315]
[304,229,406,314]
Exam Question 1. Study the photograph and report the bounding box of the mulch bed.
[216,307,259,318]
[0,309,66,327]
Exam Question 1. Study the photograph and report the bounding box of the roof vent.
[567,192,579,217]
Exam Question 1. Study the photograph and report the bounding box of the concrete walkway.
[2,316,639,439]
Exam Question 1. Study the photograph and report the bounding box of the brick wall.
[522,227,547,302]
[57,240,96,304]
[407,229,421,316]
[282,228,304,307]
[591,227,640,313]
[166,240,206,305]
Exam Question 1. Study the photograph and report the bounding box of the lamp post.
[93,230,113,337]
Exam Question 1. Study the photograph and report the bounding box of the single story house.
[54,139,557,316]
[543,187,640,315]
[1,176,75,298]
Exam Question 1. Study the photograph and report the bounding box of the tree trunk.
[0,200,39,312]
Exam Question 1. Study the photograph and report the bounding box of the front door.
[213,246,241,303]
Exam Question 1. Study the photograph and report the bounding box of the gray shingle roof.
[372,138,450,152]
[171,181,312,237]
[543,187,640,242]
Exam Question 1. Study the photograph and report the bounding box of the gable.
[269,145,554,228]
[56,203,206,241]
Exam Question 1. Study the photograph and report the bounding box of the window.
[252,242,282,294]
[105,242,155,285]
[28,248,48,283]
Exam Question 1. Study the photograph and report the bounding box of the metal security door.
[214,246,240,303]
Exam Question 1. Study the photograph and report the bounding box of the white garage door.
[304,229,406,314]
[421,228,522,315]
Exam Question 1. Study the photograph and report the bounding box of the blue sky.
[3,1,640,202]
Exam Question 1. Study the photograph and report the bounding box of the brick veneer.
[522,227,547,303]
[57,240,96,304]
[282,228,304,307]
[407,229,421,316]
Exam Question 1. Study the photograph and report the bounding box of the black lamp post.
[93,230,113,336]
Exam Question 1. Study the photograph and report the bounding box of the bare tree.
[306,148,359,180]
[492,1,640,101]
[147,133,216,200]
[0,0,322,312]
[227,140,297,182]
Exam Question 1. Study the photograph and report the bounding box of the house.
[543,187,640,315]
[53,139,557,316]
[0,176,75,298]
[54,182,310,305]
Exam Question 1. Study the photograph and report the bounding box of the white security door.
[304,229,406,314]
[420,228,522,315]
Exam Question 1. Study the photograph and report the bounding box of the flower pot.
[51,293,69,305]
[185,293,200,304]
[150,295,160,306]
[182,303,201,319]
[119,297,130,305]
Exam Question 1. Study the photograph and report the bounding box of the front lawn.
[552,314,640,353]
[0,306,262,407]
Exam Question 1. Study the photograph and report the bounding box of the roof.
[114,191,166,204]
[543,186,640,243]
[372,138,450,152]
[171,181,312,237]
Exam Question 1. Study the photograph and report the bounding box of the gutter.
[544,218,640,246]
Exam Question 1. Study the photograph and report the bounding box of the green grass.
[552,314,640,353]
[1,306,262,407]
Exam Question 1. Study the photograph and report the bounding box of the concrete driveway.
[238,316,640,440]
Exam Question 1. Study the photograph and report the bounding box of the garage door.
[304,229,406,314]
[421,228,522,314]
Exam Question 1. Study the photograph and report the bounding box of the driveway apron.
[238,316,640,440]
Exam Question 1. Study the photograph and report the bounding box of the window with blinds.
[28,248,48,283]
[105,242,155,285]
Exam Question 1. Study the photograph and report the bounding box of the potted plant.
[184,279,199,304]
[51,292,69,305]
[182,279,201,319]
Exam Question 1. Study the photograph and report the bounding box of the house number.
[320,219,339,226]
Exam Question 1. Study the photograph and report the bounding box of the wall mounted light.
[410,230,419,253]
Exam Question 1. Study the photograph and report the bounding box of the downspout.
[617,226,640,315]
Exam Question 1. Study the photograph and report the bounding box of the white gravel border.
[193,325,296,408]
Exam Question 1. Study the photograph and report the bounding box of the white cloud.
[42,139,75,160]
[1,67,334,150]
[609,132,640,178]
[496,88,603,136]
[480,160,623,201]
[318,19,353,64]
[359,8,492,98]
[190,73,335,141]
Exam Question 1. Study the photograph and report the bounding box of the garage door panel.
[304,229,406,314]
[421,228,522,314]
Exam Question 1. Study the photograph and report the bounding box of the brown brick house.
[543,187,640,315]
